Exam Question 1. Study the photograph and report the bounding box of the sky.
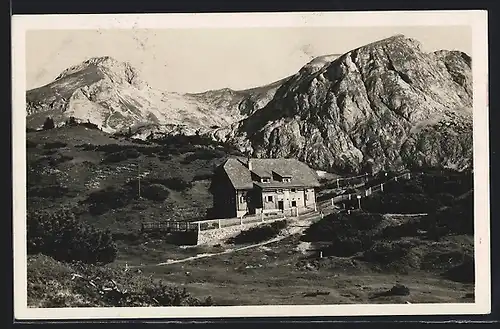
[26,26,472,93]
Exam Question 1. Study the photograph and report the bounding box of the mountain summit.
[26,56,286,133]
[209,35,473,173]
[26,35,472,174]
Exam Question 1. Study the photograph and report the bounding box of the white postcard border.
[12,10,490,320]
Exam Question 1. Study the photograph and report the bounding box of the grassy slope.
[26,126,475,306]
[26,125,234,234]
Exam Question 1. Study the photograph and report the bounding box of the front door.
[278,200,284,211]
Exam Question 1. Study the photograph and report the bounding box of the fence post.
[218,219,221,229]
[261,212,264,222]
[197,222,201,231]
[336,179,339,188]
[395,176,398,182]
[176,222,179,231]
[380,183,384,192]
[348,194,351,200]
[331,198,334,206]
[240,216,243,225]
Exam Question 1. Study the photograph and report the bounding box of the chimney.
[247,157,253,171]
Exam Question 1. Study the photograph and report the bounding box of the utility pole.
[138,162,141,199]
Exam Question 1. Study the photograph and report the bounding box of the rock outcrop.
[211,35,473,173]
[26,57,287,133]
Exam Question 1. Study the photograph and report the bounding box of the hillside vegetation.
[302,171,474,282]
[27,124,242,235]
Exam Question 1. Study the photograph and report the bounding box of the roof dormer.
[272,170,292,183]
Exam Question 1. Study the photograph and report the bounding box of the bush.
[47,154,74,166]
[181,149,225,164]
[302,211,384,257]
[28,184,73,199]
[362,240,413,265]
[192,172,214,182]
[361,193,444,214]
[27,208,117,264]
[142,184,170,201]
[102,149,141,163]
[441,256,474,283]
[425,191,473,237]
[26,140,38,148]
[27,254,215,307]
[83,186,135,215]
[163,177,192,191]
[43,117,55,130]
[43,141,68,149]
[227,220,287,244]
[66,116,78,126]
[81,121,100,130]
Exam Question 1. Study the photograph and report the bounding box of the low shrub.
[362,240,413,265]
[102,149,141,163]
[26,140,38,148]
[192,172,214,182]
[43,141,68,149]
[361,193,444,214]
[181,149,225,164]
[48,154,74,166]
[227,220,287,244]
[83,186,135,215]
[28,184,74,199]
[441,256,475,283]
[27,254,215,307]
[302,211,384,257]
[27,208,117,264]
[369,284,410,299]
[162,177,192,191]
[142,183,170,201]
[425,190,473,238]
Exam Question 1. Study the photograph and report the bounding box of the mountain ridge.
[26,35,473,174]
[205,35,473,173]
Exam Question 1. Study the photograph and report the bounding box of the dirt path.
[134,217,317,268]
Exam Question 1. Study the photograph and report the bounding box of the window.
[277,189,283,193]
[261,178,270,183]
[291,201,297,207]
[291,188,296,193]
[282,177,291,183]
[267,195,273,202]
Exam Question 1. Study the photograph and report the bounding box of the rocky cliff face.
[210,35,473,173]
[26,57,286,133]
[27,36,473,174]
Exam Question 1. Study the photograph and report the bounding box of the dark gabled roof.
[251,168,271,178]
[221,158,254,190]
[220,157,320,190]
[272,169,292,178]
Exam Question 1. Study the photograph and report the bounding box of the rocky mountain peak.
[54,56,146,89]
[213,34,473,174]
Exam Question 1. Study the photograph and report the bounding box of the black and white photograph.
[12,10,490,319]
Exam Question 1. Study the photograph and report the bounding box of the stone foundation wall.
[196,217,285,245]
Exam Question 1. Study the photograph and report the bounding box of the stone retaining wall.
[196,217,285,245]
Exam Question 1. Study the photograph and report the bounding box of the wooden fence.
[320,171,413,208]
[141,211,290,233]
